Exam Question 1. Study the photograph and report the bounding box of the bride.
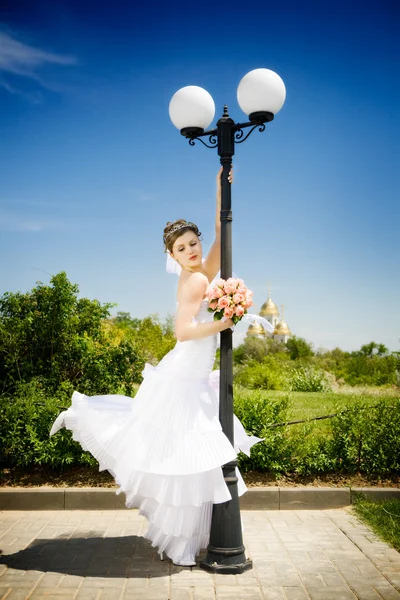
[50,167,266,566]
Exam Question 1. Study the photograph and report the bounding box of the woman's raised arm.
[203,167,233,282]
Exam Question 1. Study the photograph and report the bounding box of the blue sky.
[1,0,399,351]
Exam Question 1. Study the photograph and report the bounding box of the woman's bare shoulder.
[178,271,208,301]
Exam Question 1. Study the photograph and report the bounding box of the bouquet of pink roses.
[206,278,253,325]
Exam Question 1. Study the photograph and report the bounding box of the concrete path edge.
[0,486,399,510]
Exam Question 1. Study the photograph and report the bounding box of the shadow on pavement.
[0,534,171,577]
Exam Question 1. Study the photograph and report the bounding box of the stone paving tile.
[216,585,264,598]
[328,509,400,596]
[349,585,383,599]
[75,590,101,600]
[79,577,126,589]
[171,578,214,588]
[192,589,217,600]
[306,589,356,600]
[373,586,400,600]
[261,588,287,599]
[283,588,311,600]
[5,590,42,600]
[97,588,125,599]
[0,509,399,599]
[123,589,167,600]
[171,586,216,600]
[29,589,78,599]
[259,574,303,587]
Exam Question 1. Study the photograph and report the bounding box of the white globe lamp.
[169,86,215,135]
[237,68,286,122]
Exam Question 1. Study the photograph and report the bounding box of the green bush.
[290,367,331,392]
[233,386,292,473]
[234,357,291,391]
[1,382,398,477]
[285,421,336,475]
[74,336,145,396]
[233,388,336,475]
[0,380,98,468]
[316,347,399,387]
[330,398,400,474]
[343,355,399,386]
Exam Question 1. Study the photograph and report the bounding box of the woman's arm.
[175,272,233,342]
[203,167,232,282]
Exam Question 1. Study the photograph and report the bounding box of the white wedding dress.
[50,299,262,565]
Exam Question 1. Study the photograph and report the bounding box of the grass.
[352,496,400,551]
[267,390,398,421]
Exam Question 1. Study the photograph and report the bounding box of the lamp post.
[169,68,286,574]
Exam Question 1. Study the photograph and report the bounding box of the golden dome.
[260,292,279,317]
[274,320,291,336]
[247,323,266,336]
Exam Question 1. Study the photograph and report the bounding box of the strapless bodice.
[193,298,214,323]
[156,300,216,380]
[175,299,213,323]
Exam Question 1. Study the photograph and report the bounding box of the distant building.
[246,288,292,344]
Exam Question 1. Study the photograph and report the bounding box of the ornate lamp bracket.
[180,109,274,148]
[234,122,266,144]
[188,133,218,148]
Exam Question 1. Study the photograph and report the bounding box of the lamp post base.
[199,459,252,574]
[200,556,253,575]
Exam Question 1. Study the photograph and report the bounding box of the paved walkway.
[0,509,399,599]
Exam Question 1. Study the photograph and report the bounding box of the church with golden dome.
[246,287,292,343]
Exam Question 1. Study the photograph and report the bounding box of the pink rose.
[224,307,234,318]
[217,295,230,309]
[215,278,225,288]
[235,305,245,317]
[233,292,245,304]
[212,287,224,299]
[243,297,253,309]
[209,300,218,310]
[223,278,238,295]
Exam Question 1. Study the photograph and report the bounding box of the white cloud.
[0,29,78,100]
[0,75,44,103]
[0,30,77,74]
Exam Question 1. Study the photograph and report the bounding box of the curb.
[0,486,399,511]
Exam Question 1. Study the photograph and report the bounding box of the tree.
[0,272,144,394]
[233,336,285,366]
[131,315,176,364]
[359,342,389,357]
[285,336,314,360]
[114,312,141,330]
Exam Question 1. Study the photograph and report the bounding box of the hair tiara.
[163,221,197,243]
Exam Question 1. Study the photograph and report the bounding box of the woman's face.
[171,230,203,271]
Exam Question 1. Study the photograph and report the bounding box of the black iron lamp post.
[169,68,286,574]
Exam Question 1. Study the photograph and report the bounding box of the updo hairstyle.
[163,219,202,253]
